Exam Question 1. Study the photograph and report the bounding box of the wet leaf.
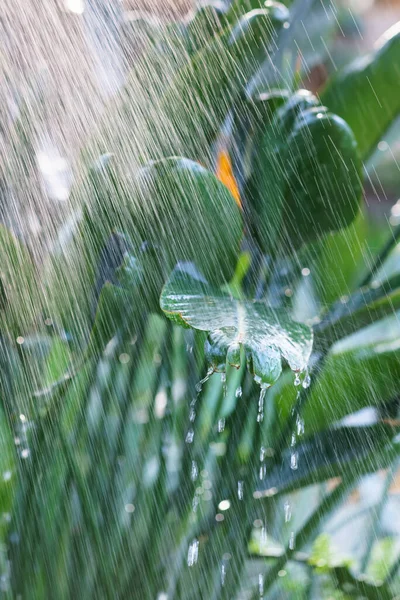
[160,264,313,384]
[321,22,400,160]
[245,90,363,254]
[257,424,400,496]
[133,157,243,287]
[303,208,367,308]
[273,337,400,434]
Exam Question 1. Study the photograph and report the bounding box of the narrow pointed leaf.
[257,424,400,496]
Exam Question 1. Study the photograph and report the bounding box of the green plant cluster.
[1,0,400,598]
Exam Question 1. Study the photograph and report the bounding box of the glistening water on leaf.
[160,263,313,384]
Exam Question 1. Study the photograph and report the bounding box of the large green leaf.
[321,22,400,160]
[245,90,362,254]
[132,157,242,286]
[160,265,313,384]
[257,424,400,496]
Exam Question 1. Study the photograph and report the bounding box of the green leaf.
[160,265,313,385]
[245,90,362,254]
[303,208,367,307]
[273,337,400,434]
[315,271,400,347]
[132,157,243,287]
[321,22,400,160]
[257,424,400,496]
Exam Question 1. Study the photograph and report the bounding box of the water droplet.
[189,407,196,422]
[221,372,227,398]
[302,371,311,389]
[192,495,199,512]
[294,372,301,386]
[195,368,213,393]
[218,499,231,511]
[187,539,199,567]
[2,471,12,482]
[217,418,225,433]
[238,480,244,500]
[260,446,266,462]
[191,461,198,481]
[259,463,266,481]
[284,500,291,523]
[185,429,194,444]
[291,432,296,447]
[124,503,135,513]
[235,386,242,398]
[290,451,298,470]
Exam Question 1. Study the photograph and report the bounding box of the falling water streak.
[286,370,310,552]
[186,369,213,447]
[185,429,194,444]
[191,460,198,481]
[217,418,225,433]
[16,415,30,460]
[260,524,267,547]
[259,445,266,481]
[187,538,199,567]
[221,562,226,586]
[289,531,296,550]
[237,480,244,500]
[284,500,291,523]
[256,383,268,424]
[195,367,213,394]
[258,573,264,599]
